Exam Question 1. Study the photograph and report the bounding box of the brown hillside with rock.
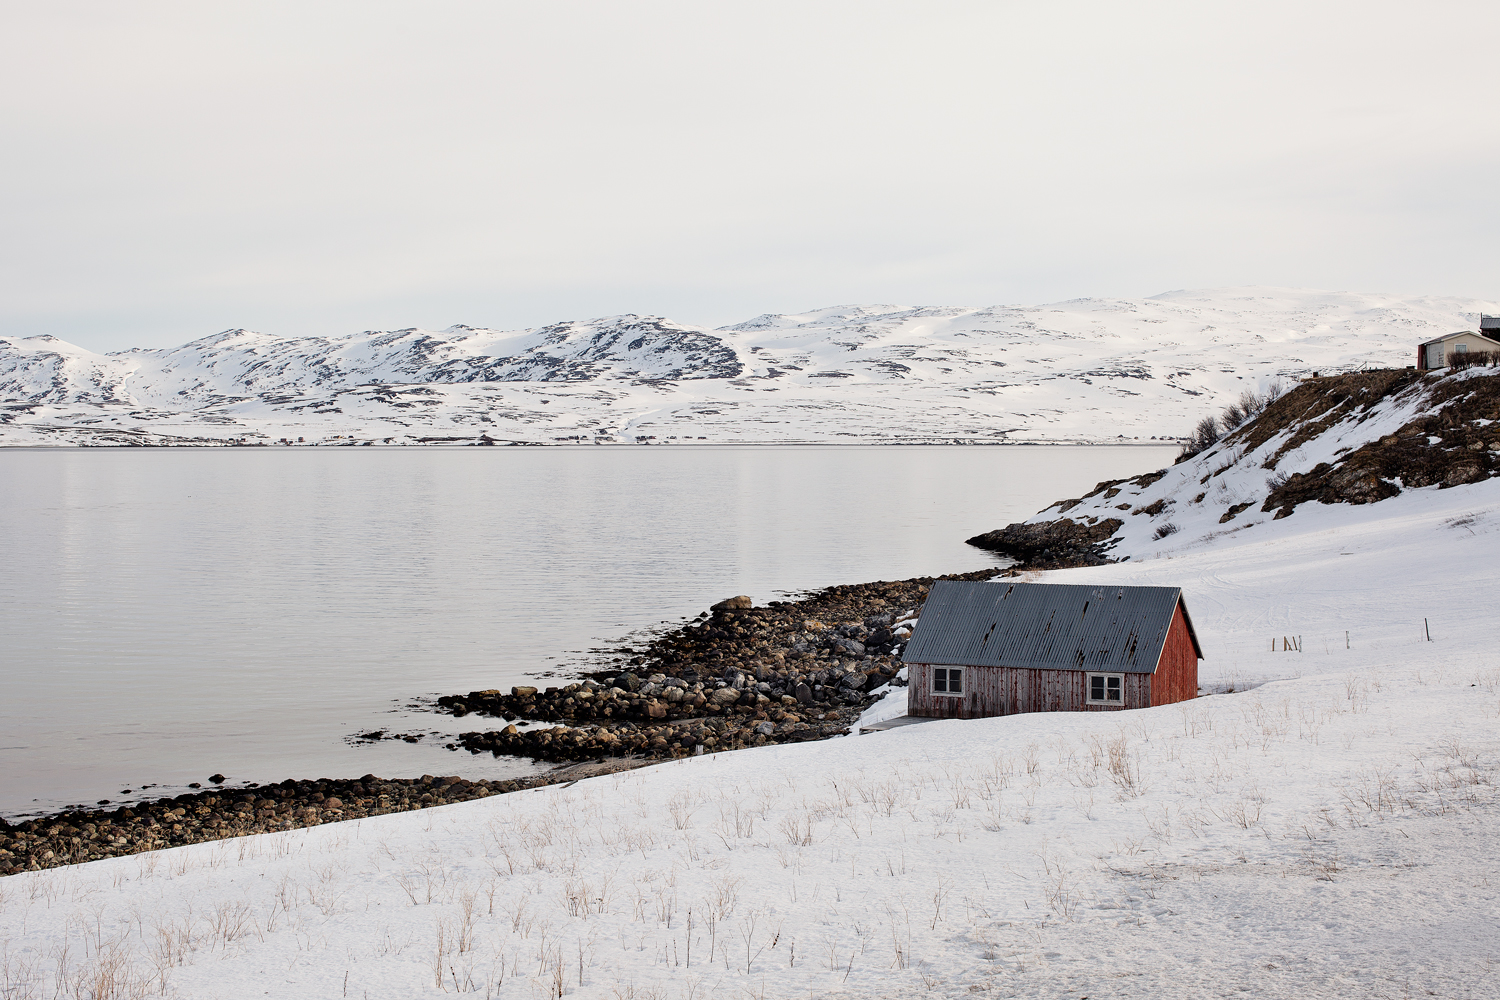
[967,367,1500,568]
[1257,370,1500,517]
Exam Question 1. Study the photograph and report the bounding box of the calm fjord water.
[1,445,1174,817]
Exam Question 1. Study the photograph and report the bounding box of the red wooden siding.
[1150,601,1199,707]
[906,597,1200,718]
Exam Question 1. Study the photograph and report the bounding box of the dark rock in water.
[209,774,225,784]
[965,517,1124,569]
[710,595,753,611]
[614,672,641,692]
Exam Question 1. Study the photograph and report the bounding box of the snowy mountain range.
[2,287,1493,446]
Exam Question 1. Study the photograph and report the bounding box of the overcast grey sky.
[2,1,1496,353]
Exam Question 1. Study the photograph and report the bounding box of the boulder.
[512,686,538,698]
[794,683,813,705]
[709,687,741,707]
[830,638,866,657]
[711,596,753,611]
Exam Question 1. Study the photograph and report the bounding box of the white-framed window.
[1456,343,1469,354]
[1087,672,1124,705]
[932,666,964,696]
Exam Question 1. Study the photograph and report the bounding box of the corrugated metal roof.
[902,580,1201,673]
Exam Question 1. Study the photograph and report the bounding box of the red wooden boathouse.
[904,580,1202,719]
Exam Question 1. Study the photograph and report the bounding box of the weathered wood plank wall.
[907,663,1149,718]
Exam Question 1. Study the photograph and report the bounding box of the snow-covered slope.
[3,476,1498,997]
[3,288,1494,446]
[973,365,1500,565]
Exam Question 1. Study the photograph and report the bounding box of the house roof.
[1418,330,1500,349]
[902,580,1203,673]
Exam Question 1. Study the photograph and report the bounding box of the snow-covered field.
[3,287,1495,446]
[4,472,1497,997]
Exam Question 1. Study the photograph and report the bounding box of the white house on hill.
[1416,323,1500,370]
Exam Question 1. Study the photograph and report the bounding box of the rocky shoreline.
[0,772,576,877]
[422,568,1007,764]
[4,566,1014,878]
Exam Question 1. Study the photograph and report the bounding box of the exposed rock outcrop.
[965,517,1125,568]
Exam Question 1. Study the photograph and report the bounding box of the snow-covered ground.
[3,287,1495,446]
[3,472,1497,997]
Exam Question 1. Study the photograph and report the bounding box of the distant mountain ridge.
[2,288,1494,446]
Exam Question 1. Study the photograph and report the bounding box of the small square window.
[933,667,963,696]
[1087,672,1124,705]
